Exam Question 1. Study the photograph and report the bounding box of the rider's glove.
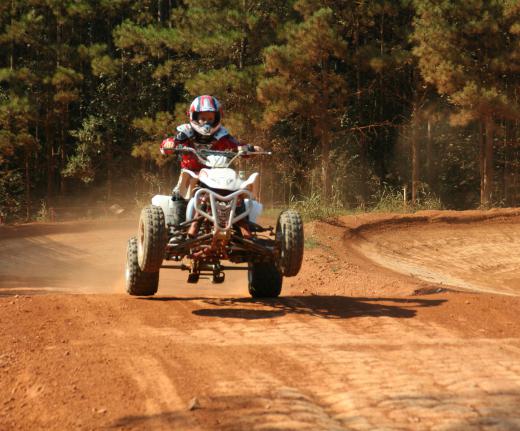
[239,144,255,152]
[161,137,176,150]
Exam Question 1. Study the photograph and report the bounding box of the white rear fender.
[240,172,260,199]
[245,199,262,223]
[174,169,199,200]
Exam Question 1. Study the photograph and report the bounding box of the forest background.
[2,0,520,221]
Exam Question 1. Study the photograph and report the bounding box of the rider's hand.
[162,137,175,150]
[238,144,255,152]
[253,146,263,152]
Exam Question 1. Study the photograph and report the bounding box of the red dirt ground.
[1,210,520,430]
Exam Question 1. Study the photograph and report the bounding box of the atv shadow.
[190,295,446,320]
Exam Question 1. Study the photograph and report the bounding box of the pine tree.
[171,0,293,141]
[258,6,349,200]
[0,1,41,219]
[413,0,520,206]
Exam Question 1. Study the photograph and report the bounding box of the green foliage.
[1,1,520,222]
[132,111,177,165]
[290,192,344,221]
[259,7,348,129]
[0,169,24,222]
[413,0,520,122]
[63,116,107,183]
[36,200,50,222]
[371,184,442,213]
[304,236,320,249]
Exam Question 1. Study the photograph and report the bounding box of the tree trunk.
[359,134,368,206]
[321,131,332,202]
[25,148,31,221]
[59,112,67,194]
[106,138,113,201]
[482,117,494,207]
[10,0,14,71]
[504,121,511,206]
[426,119,433,187]
[45,112,54,200]
[411,117,420,205]
[479,121,485,206]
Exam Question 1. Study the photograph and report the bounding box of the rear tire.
[276,210,304,277]
[137,205,167,272]
[248,262,282,298]
[126,237,159,296]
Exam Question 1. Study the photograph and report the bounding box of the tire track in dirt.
[110,295,520,430]
[120,355,202,430]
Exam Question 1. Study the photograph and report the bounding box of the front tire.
[126,237,159,296]
[276,210,304,277]
[248,262,282,298]
[137,205,167,272]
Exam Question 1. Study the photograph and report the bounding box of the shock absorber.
[188,199,207,237]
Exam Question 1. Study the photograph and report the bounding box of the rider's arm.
[160,134,191,155]
[160,125,194,155]
[213,135,263,152]
[213,135,240,151]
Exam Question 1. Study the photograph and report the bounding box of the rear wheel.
[137,205,167,272]
[276,210,304,277]
[126,237,159,296]
[248,262,283,298]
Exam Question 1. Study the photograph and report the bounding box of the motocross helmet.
[188,95,223,137]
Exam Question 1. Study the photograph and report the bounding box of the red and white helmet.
[188,95,223,136]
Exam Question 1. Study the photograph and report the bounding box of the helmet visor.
[197,111,216,125]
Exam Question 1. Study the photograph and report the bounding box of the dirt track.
[2,210,520,430]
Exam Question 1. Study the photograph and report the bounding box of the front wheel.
[248,262,283,298]
[126,237,159,296]
[276,210,304,277]
[137,205,167,272]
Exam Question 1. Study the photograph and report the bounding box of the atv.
[125,147,304,298]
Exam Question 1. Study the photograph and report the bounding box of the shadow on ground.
[164,295,447,320]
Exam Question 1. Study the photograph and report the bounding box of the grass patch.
[290,193,345,222]
[304,236,321,249]
[371,185,442,213]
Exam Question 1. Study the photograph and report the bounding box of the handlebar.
[174,146,271,168]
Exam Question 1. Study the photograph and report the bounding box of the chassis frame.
[161,187,280,284]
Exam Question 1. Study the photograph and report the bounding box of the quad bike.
[125,147,304,298]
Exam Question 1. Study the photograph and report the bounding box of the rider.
[160,95,247,172]
[160,95,261,229]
